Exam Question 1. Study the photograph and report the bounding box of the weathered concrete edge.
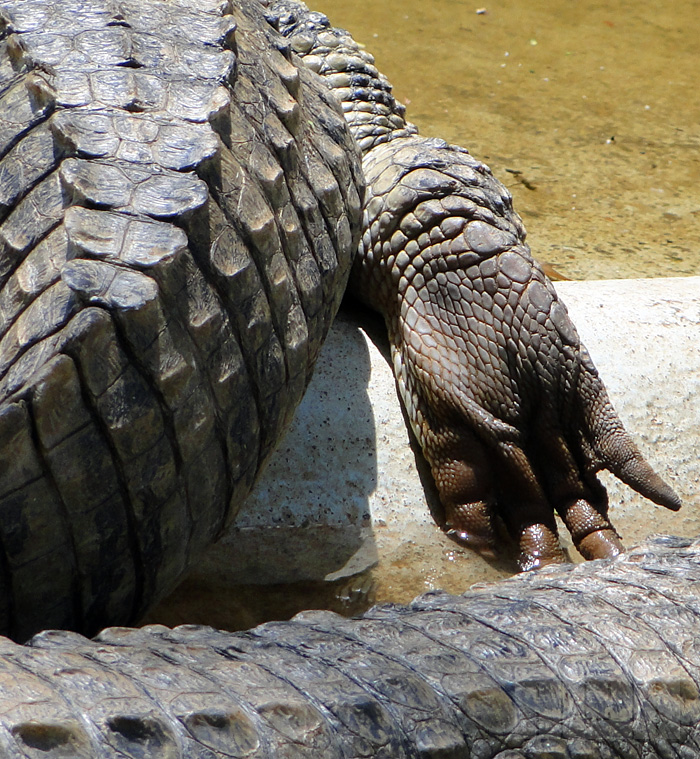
[191,276,700,589]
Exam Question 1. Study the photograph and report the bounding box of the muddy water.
[315,0,700,280]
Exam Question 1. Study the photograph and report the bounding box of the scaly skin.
[271,0,681,569]
[0,2,693,754]
[0,0,363,639]
[1,535,700,758]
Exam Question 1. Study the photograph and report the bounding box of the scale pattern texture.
[0,2,693,755]
[270,0,680,570]
[0,0,363,640]
[0,535,696,758]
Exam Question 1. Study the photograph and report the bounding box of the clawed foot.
[445,507,624,571]
[429,416,679,571]
[356,135,680,571]
[395,259,681,571]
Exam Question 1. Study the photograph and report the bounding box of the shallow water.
[315,0,700,280]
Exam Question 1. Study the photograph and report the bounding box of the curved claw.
[598,427,682,511]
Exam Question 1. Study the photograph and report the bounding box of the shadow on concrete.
[145,303,384,629]
[147,278,700,630]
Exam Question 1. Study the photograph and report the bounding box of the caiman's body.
[0,0,685,754]
[1,536,698,758]
[0,0,364,639]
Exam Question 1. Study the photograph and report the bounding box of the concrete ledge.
[149,276,700,627]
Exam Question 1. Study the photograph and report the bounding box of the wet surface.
[144,571,378,632]
[315,0,700,280]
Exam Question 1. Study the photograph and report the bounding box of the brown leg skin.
[429,435,499,558]
[433,430,612,569]
[431,451,570,569]
[493,442,568,570]
[429,425,570,569]
[352,136,681,572]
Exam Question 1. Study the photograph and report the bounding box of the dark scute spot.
[334,697,390,740]
[117,58,143,69]
[107,715,176,757]
[13,721,91,757]
[511,677,572,720]
[414,722,466,756]
[646,677,700,724]
[459,687,517,733]
[373,673,441,711]
[183,709,260,753]
[582,677,636,722]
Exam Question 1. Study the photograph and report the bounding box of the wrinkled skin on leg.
[351,136,681,570]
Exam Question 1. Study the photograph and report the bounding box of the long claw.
[609,445,681,511]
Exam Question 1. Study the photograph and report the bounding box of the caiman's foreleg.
[357,138,680,569]
[271,0,681,569]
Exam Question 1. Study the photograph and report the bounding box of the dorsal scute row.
[0,0,363,639]
[267,0,418,153]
